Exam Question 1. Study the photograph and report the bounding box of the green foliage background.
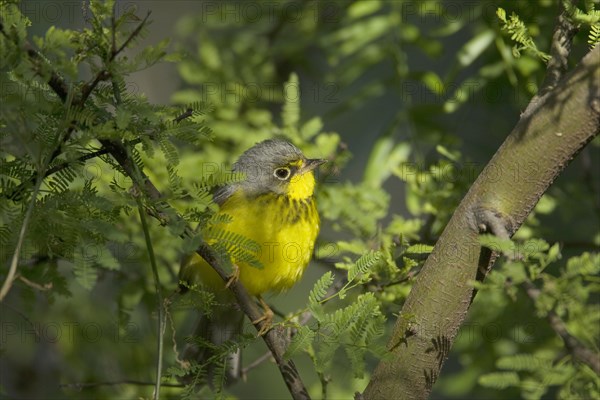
[0,1,598,399]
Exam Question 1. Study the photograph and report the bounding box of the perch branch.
[10,8,310,398]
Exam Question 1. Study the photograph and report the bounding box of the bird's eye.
[274,167,291,180]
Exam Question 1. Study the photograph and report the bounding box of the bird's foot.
[253,297,274,336]
[225,264,240,289]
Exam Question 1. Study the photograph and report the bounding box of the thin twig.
[17,275,53,291]
[33,103,186,194]
[79,70,111,105]
[80,11,151,102]
[0,98,73,302]
[110,3,117,56]
[174,108,193,123]
[538,0,579,96]
[3,139,145,200]
[165,296,187,368]
[0,179,40,301]
[318,371,330,400]
[114,11,151,57]
[522,279,600,374]
[59,380,184,389]
[134,187,165,399]
[0,303,42,340]
[115,61,163,400]
[242,351,274,376]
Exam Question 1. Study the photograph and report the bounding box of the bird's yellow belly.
[182,191,319,296]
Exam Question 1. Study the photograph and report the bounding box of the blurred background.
[1,1,598,399]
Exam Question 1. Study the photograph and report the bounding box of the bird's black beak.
[302,158,327,173]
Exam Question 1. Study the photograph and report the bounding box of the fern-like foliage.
[347,250,381,282]
[307,270,335,320]
[2,1,597,399]
[317,293,386,378]
[290,261,387,380]
[496,8,551,61]
[205,226,263,271]
[589,24,600,48]
[308,271,335,304]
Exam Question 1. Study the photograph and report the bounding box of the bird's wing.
[212,184,236,206]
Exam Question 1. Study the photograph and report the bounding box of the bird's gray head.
[217,139,325,201]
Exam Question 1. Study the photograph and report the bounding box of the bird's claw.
[253,297,274,336]
[225,264,240,289]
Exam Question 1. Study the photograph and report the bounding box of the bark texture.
[362,46,600,400]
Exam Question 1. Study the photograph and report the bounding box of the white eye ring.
[274,167,291,180]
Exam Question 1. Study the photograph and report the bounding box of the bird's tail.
[180,301,245,389]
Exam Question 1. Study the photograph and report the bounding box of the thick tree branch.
[362,46,600,400]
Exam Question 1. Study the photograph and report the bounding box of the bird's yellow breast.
[287,164,316,200]
[181,174,319,296]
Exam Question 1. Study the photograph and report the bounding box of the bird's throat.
[287,171,316,200]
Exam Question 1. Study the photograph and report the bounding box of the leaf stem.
[0,177,42,302]
[135,193,165,400]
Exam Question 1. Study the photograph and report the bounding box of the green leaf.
[496,8,507,23]
[405,244,434,255]
[479,372,520,389]
[284,325,316,359]
[496,354,552,371]
[73,244,98,290]
[206,227,263,270]
[546,243,561,263]
[534,194,557,214]
[300,117,323,140]
[309,271,334,321]
[348,251,381,282]
[364,137,410,188]
[435,145,460,162]
[479,234,516,257]
[347,0,381,20]
[97,248,120,270]
[158,135,180,166]
[589,24,600,49]
[199,40,221,70]
[443,77,486,113]
[420,71,444,95]
[314,132,340,157]
[115,106,132,130]
[309,271,334,304]
[457,29,495,67]
[282,72,300,136]
[565,252,600,277]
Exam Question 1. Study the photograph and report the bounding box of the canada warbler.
[178,139,325,381]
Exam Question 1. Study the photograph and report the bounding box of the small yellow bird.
[179,139,325,382]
